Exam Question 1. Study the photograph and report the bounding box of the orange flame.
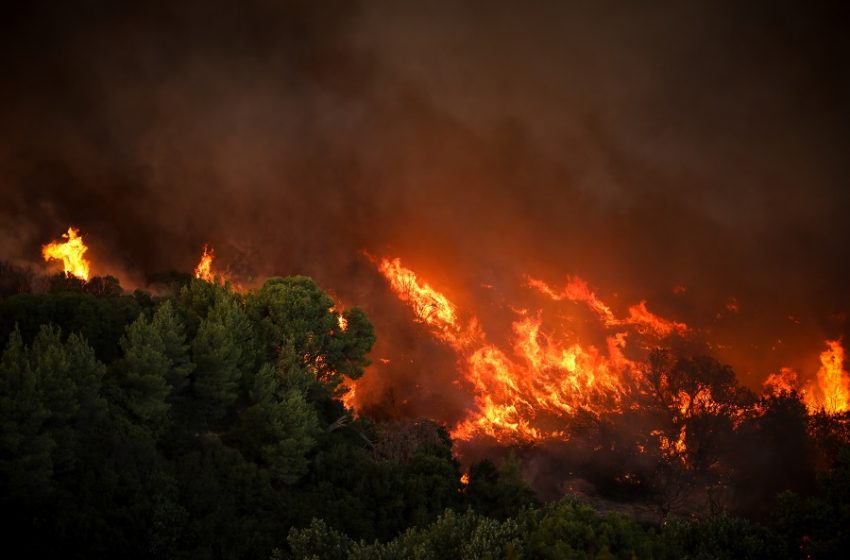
[763,367,800,397]
[803,340,849,414]
[378,258,481,349]
[42,227,91,280]
[527,276,616,324]
[377,258,653,442]
[528,277,687,337]
[625,301,688,337]
[194,245,215,281]
[655,425,688,461]
[341,379,357,411]
[370,257,846,448]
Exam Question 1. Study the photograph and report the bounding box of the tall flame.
[378,258,480,349]
[373,258,849,445]
[42,227,91,280]
[803,340,849,414]
[377,258,648,442]
[194,245,215,281]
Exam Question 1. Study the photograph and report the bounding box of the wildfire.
[376,258,660,442]
[763,367,800,397]
[655,426,688,462]
[194,245,215,281]
[378,258,479,349]
[369,257,850,446]
[803,340,849,414]
[341,379,357,410]
[42,227,91,280]
[528,277,686,337]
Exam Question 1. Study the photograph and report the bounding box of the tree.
[0,327,54,504]
[235,364,319,484]
[187,294,252,431]
[466,455,539,520]
[116,302,194,434]
[248,277,375,389]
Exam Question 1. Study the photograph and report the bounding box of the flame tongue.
[194,244,215,281]
[377,257,642,443]
[803,339,850,414]
[374,257,850,448]
[378,258,481,349]
[42,227,91,280]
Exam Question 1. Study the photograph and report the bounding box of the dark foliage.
[0,270,847,559]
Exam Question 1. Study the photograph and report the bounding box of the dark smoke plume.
[1,1,849,430]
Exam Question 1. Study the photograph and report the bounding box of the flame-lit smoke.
[42,227,91,280]
[194,244,215,281]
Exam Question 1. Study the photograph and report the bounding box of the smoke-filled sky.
[1,0,848,405]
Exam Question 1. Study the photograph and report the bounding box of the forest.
[0,262,848,559]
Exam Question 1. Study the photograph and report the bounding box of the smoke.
[1,1,848,424]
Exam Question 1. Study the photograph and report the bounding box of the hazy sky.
[1,0,848,403]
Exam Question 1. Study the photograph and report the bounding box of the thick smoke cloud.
[1,0,848,417]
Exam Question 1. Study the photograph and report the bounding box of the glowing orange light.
[763,367,799,397]
[42,227,91,280]
[803,340,849,414]
[371,256,847,451]
[378,257,481,349]
[377,258,649,443]
[194,245,215,281]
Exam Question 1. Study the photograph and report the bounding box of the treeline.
[0,264,848,559]
[0,269,535,558]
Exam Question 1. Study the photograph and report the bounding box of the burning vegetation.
[1,1,849,556]
[194,244,215,282]
[1,227,849,558]
[361,257,850,451]
[41,227,90,281]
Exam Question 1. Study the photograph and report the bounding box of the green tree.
[466,456,539,520]
[0,327,54,503]
[187,294,252,431]
[235,363,320,483]
[282,518,353,560]
[248,277,375,390]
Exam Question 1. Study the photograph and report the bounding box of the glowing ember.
[42,227,91,280]
[337,313,349,332]
[655,426,688,461]
[194,244,215,281]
